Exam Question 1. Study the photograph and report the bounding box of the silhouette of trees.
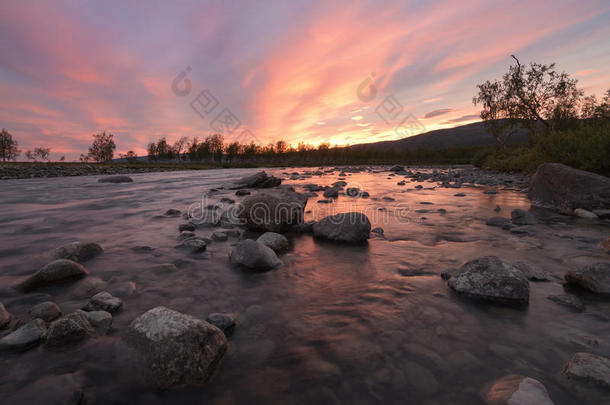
[25,147,51,162]
[0,129,20,162]
[88,131,116,162]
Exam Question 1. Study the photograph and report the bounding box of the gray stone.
[83,310,112,334]
[313,212,371,244]
[235,189,250,196]
[483,374,555,405]
[239,189,308,232]
[98,175,133,183]
[510,226,535,235]
[528,163,610,214]
[232,171,281,188]
[84,291,123,313]
[206,313,236,335]
[179,223,196,232]
[30,301,62,322]
[0,302,11,329]
[511,209,537,225]
[44,311,96,348]
[126,306,228,389]
[165,208,181,217]
[176,236,207,252]
[149,263,177,274]
[0,319,46,352]
[547,294,585,312]
[513,261,552,281]
[17,259,88,291]
[52,241,103,263]
[562,352,610,390]
[257,232,289,252]
[229,239,281,270]
[486,216,510,227]
[212,231,228,241]
[565,262,610,295]
[448,256,530,305]
[574,208,598,219]
[323,187,340,198]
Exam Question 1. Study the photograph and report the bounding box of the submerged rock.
[547,294,585,312]
[313,212,371,244]
[83,310,112,334]
[483,374,555,405]
[126,306,228,389]
[52,241,103,263]
[212,231,228,241]
[206,313,236,336]
[4,373,86,405]
[239,189,308,232]
[511,209,537,225]
[486,217,510,227]
[440,268,457,281]
[176,236,208,253]
[0,319,46,352]
[44,311,96,348]
[229,239,281,270]
[84,291,123,313]
[513,261,552,281]
[0,302,11,329]
[528,163,610,214]
[257,232,289,252]
[17,259,88,291]
[30,301,62,322]
[98,175,133,183]
[179,223,196,232]
[447,256,530,305]
[565,263,610,295]
[562,352,610,390]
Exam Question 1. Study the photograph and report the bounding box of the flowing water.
[0,167,609,404]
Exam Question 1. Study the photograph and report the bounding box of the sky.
[1,0,609,160]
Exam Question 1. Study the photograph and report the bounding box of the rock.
[126,306,228,389]
[176,236,207,252]
[239,189,308,232]
[454,193,466,197]
[390,165,404,172]
[361,191,370,198]
[484,189,499,195]
[0,319,46,352]
[511,209,537,225]
[565,262,610,295]
[447,256,530,305]
[332,181,347,187]
[84,291,123,313]
[345,187,361,197]
[371,227,384,235]
[313,212,371,244]
[317,199,332,204]
[229,239,281,270]
[220,197,235,204]
[562,352,610,390]
[83,310,112,334]
[513,261,552,281]
[4,373,86,405]
[601,237,610,254]
[149,263,177,274]
[235,189,250,196]
[0,302,11,329]
[17,259,88,291]
[528,163,610,214]
[206,313,236,336]
[52,241,103,263]
[232,171,281,188]
[178,231,195,241]
[212,231,228,241]
[382,196,395,202]
[483,374,555,405]
[179,223,196,232]
[98,175,133,183]
[574,208,598,219]
[323,187,340,198]
[494,205,502,212]
[440,268,456,280]
[257,232,289,252]
[30,301,62,322]
[486,217,510,227]
[165,208,181,217]
[510,225,535,235]
[547,294,585,312]
[132,245,155,252]
[44,311,96,348]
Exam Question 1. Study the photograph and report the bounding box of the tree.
[206,133,224,163]
[173,136,188,160]
[88,131,116,162]
[275,140,287,154]
[79,153,90,163]
[0,129,20,161]
[473,56,583,146]
[25,147,51,162]
[225,141,240,162]
[121,150,138,163]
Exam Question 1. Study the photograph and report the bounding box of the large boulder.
[562,352,610,390]
[52,241,103,263]
[229,239,281,270]
[17,259,88,291]
[483,374,555,405]
[447,256,530,305]
[238,189,308,232]
[126,306,228,389]
[528,163,610,214]
[511,209,537,225]
[0,319,46,352]
[564,262,610,295]
[313,212,371,244]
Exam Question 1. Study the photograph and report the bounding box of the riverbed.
[0,167,608,404]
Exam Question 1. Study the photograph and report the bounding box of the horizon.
[1,0,610,160]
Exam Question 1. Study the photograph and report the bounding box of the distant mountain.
[349,121,529,151]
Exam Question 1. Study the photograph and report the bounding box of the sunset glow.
[1,0,609,159]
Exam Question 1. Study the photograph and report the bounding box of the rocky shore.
[0,163,194,180]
